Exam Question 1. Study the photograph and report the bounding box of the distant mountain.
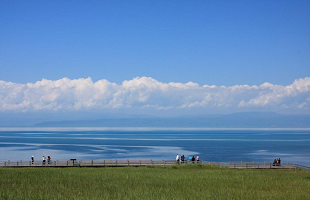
[34,112,310,128]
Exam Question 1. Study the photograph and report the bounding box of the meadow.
[0,165,309,199]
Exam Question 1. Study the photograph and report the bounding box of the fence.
[0,159,308,170]
[201,161,300,169]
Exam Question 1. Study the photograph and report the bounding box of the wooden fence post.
[104,160,105,167]
[139,160,141,166]
[269,163,271,168]
[151,159,153,165]
[4,161,6,166]
[115,159,117,166]
[241,161,243,167]
[29,161,31,166]
[17,161,19,167]
[264,161,266,167]
[127,159,129,166]
[246,163,247,168]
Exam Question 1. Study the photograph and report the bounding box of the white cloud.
[0,77,310,112]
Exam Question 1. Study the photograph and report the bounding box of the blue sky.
[0,1,310,117]
[1,1,309,86]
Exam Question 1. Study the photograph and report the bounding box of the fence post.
[258,163,260,168]
[54,161,56,166]
[17,161,19,167]
[264,161,266,167]
[139,160,141,166]
[127,159,129,166]
[253,161,254,167]
[67,161,69,166]
[269,163,271,168]
[91,160,93,166]
[234,163,236,168]
[115,159,117,166]
[4,161,6,166]
[288,162,290,167]
[104,160,105,167]
[151,159,153,165]
[229,162,231,167]
[29,161,31,166]
[241,161,243,167]
[8,160,10,165]
[246,163,247,168]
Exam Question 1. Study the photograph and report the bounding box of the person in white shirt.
[175,154,180,164]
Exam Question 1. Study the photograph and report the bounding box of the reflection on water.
[0,127,310,166]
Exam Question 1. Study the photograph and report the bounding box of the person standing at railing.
[47,156,51,164]
[181,155,185,164]
[42,156,46,165]
[196,156,199,163]
[176,154,180,164]
[31,156,34,165]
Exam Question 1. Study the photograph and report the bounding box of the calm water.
[0,127,310,166]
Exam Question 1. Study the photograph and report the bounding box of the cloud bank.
[0,77,310,113]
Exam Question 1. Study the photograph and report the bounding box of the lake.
[0,127,309,166]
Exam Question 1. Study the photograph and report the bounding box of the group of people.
[176,154,200,164]
[42,156,51,164]
[31,156,52,164]
[273,158,281,166]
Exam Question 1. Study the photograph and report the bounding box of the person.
[42,156,46,164]
[278,158,281,166]
[31,156,34,164]
[192,156,195,163]
[196,156,200,163]
[181,155,185,164]
[47,156,51,164]
[175,154,180,164]
[273,158,277,166]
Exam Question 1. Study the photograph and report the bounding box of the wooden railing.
[0,160,308,169]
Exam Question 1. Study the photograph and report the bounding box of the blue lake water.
[0,127,310,166]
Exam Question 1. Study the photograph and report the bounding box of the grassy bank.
[1,165,309,199]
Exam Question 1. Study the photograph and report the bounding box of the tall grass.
[0,165,309,199]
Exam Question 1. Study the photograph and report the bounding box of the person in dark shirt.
[192,156,195,163]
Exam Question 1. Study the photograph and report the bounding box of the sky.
[0,1,310,117]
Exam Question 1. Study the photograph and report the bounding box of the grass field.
[0,165,310,199]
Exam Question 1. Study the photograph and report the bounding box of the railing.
[0,159,180,167]
[294,164,310,170]
[202,161,308,169]
[0,160,308,169]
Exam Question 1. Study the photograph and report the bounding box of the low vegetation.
[1,165,309,199]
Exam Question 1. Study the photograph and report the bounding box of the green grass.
[1,165,310,199]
